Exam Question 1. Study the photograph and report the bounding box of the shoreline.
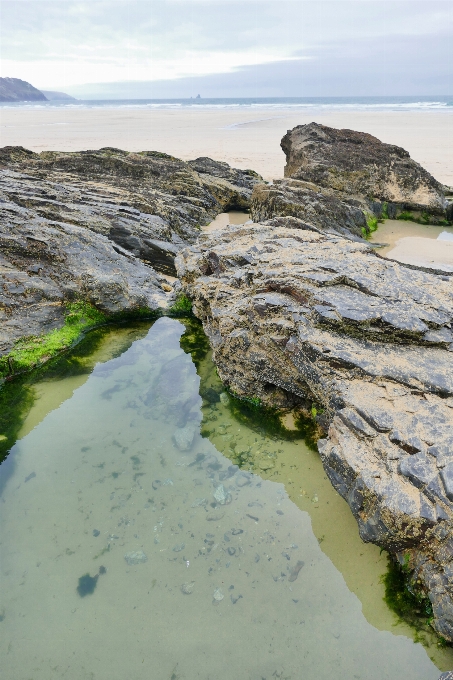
[1,107,452,184]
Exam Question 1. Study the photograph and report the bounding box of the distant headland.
[0,77,75,102]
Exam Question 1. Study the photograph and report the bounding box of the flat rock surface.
[177,219,453,639]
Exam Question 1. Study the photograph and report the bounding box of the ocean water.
[1,95,452,110]
[0,317,450,679]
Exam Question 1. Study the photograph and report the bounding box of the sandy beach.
[1,106,452,185]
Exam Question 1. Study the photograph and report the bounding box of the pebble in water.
[173,425,196,451]
[288,560,305,582]
[77,573,99,597]
[213,484,231,505]
[212,588,224,605]
[181,581,195,595]
[124,550,148,565]
[173,543,185,552]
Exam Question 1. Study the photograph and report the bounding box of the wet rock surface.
[281,122,449,222]
[177,220,453,639]
[0,146,262,356]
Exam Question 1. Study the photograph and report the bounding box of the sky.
[0,0,452,98]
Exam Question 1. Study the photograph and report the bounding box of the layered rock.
[281,122,449,223]
[0,187,168,355]
[177,219,453,639]
[251,179,367,239]
[0,147,262,274]
[0,146,262,357]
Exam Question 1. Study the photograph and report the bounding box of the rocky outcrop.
[251,179,367,239]
[0,147,262,274]
[0,183,168,355]
[281,123,449,223]
[176,219,453,639]
[0,146,262,358]
[0,77,47,102]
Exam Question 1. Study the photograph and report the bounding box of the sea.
[1,95,452,110]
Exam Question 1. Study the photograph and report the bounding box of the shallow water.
[0,318,449,679]
[369,220,453,259]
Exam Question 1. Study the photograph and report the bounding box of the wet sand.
[370,220,453,271]
[1,107,452,184]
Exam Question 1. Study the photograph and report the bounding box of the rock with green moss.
[0,190,168,372]
[0,146,263,372]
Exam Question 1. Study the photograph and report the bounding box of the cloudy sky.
[0,0,452,98]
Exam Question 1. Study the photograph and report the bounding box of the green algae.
[382,555,433,625]
[380,555,452,650]
[0,301,161,382]
[179,316,210,368]
[0,301,107,380]
[168,294,193,316]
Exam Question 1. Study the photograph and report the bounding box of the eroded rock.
[0,147,262,359]
[177,220,453,639]
[281,122,449,222]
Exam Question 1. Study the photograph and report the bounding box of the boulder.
[281,122,448,222]
[177,220,453,639]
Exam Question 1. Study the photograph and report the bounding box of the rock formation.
[251,179,367,240]
[280,122,449,223]
[177,216,453,640]
[0,146,262,358]
[0,77,47,102]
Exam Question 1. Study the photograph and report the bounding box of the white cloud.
[0,0,451,89]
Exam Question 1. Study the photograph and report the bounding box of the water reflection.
[0,318,446,679]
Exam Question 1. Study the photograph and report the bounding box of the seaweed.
[381,555,435,632]
[168,294,193,316]
[77,573,99,597]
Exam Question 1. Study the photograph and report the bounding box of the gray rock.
[281,122,448,222]
[124,550,147,565]
[250,180,367,239]
[173,424,197,451]
[177,220,453,639]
